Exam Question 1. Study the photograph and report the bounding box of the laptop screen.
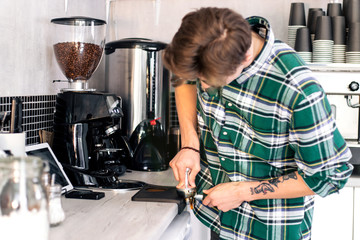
[25,143,73,194]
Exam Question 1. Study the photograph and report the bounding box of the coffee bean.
[53,42,103,81]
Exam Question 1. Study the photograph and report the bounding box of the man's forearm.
[175,83,199,149]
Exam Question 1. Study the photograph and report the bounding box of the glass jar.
[0,156,49,240]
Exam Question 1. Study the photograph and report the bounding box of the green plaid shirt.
[193,16,353,240]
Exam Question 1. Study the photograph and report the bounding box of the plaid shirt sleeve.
[289,81,353,197]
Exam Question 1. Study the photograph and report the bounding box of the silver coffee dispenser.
[105,38,170,171]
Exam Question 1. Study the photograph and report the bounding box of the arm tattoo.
[251,183,275,195]
[250,172,298,196]
[268,178,281,187]
[283,172,297,181]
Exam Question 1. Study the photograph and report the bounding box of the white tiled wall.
[0,0,333,97]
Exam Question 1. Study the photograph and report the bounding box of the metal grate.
[0,95,56,145]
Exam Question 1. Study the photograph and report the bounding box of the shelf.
[307,63,360,72]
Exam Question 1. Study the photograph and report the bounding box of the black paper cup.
[308,9,325,34]
[347,22,360,51]
[295,27,312,52]
[332,16,346,45]
[315,16,333,40]
[289,2,306,26]
[344,0,360,28]
[327,3,343,17]
[308,8,323,22]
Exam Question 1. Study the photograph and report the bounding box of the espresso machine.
[51,17,130,187]
[311,64,360,174]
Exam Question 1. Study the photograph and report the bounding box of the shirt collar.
[233,16,275,85]
[197,79,222,99]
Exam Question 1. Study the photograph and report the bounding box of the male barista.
[163,7,353,240]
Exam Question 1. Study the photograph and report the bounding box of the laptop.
[25,142,74,194]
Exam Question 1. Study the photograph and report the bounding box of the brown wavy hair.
[163,7,251,87]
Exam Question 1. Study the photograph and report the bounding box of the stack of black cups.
[289,1,360,64]
[332,15,346,63]
[295,27,312,63]
[344,0,360,63]
[288,2,306,49]
[313,16,333,63]
[308,8,325,43]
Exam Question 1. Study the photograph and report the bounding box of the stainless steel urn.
[105,38,170,171]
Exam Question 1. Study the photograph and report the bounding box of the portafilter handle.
[185,167,190,189]
[176,168,197,208]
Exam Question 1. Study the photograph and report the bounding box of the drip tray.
[99,179,146,192]
[131,184,186,214]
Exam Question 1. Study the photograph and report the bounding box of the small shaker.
[48,184,65,226]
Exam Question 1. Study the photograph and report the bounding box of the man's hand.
[202,182,250,212]
[170,148,200,188]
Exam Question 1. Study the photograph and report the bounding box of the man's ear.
[242,49,252,66]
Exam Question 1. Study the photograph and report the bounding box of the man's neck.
[249,31,265,63]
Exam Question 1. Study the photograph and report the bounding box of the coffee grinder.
[51,17,129,187]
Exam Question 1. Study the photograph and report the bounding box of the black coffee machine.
[51,17,130,187]
[52,91,130,187]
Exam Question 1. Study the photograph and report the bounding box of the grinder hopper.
[51,16,106,91]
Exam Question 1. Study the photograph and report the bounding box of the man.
[163,7,353,240]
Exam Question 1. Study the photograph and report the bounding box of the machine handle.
[120,135,134,158]
[345,95,360,108]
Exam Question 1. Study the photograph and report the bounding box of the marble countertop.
[50,169,179,240]
[49,167,360,240]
